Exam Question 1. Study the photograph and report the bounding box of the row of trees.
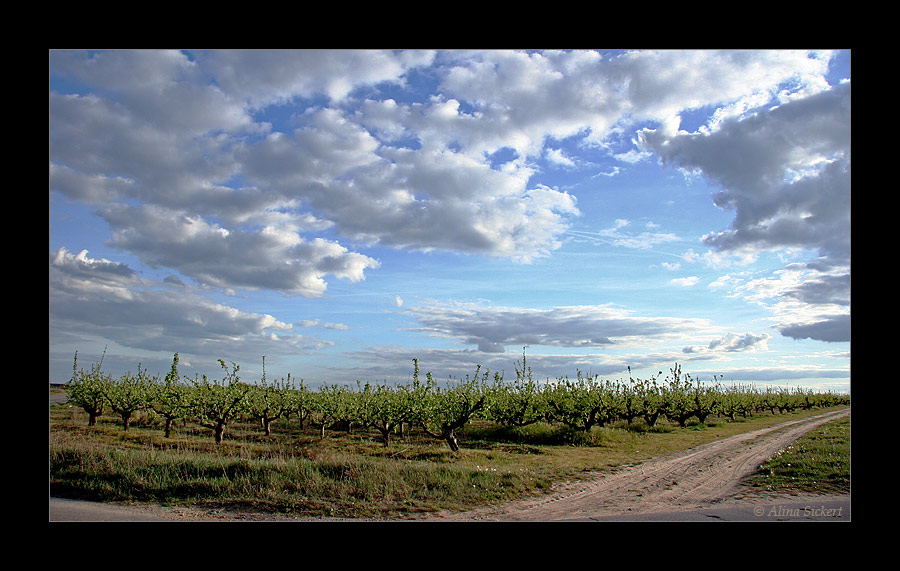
[65,351,850,451]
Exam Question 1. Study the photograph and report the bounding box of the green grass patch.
[743,414,850,495]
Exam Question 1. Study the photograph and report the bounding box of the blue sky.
[49,49,851,392]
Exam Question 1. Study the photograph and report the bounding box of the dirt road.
[432,408,850,522]
[49,408,850,522]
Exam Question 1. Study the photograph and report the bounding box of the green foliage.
[66,350,111,427]
[246,356,296,436]
[103,364,153,431]
[544,372,617,432]
[485,349,548,428]
[54,350,850,519]
[415,361,490,452]
[357,382,409,447]
[64,350,849,453]
[189,359,252,444]
[147,353,193,438]
[308,383,357,438]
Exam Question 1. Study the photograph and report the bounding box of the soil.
[49,408,850,522]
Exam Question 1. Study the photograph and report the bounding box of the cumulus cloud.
[50,49,842,296]
[99,203,379,297]
[636,79,850,344]
[49,49,849,383]
[238,115,579,261]
[639,81,850,263]
[196,49,434,107]
[433,50,833,156]
[783,272,850,306]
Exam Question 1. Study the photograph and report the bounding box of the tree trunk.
[444,431,460,452]
[214,422,226,445]
[164,417,173,438]
[88,412,98,427]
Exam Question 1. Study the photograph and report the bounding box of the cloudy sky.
[49,49,851,392]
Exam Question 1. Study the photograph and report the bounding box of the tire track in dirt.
[435,408,850,521]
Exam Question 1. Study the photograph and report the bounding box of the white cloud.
[546,147,576,168]
[49,49,849,383]
[670,276,700,287]
[99,203,379,297]
[298,319,350,330]
[711,262,850,343]
[196,49,434,107]
[51,49,841,294]
[614,149,652,164]
[685,331,772,353]
[597,219,680,249]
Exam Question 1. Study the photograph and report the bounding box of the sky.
[49,49,851,393]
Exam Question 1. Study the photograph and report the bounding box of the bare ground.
[49,408,850,522]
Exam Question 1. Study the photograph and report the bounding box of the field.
[50,355,850,520]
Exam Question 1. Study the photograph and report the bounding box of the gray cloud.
[784,272,850,306]
[639,82,850,262]
[195,49,434,107]
[406,302,716,353]
[50,247,331,364]
[779,314,850,343]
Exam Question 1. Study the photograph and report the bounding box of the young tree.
[415,363,489,452]
[66,351,110,427]
[287,380,315,429]
[246,357,295,436]
[104,365,152,431]
[190,359,251,444]
[357,382,409,447]
[486,350,548,428]
[718,384,743,421]
[663,364,696,427]
[308,384,351,439]
[692,376,720,424]
[628,370,665,428]
[147,353,192,438]
[544,372,614,432]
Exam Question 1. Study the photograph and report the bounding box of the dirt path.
[431,408,850,521]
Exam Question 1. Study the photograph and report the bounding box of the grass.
[742,414,850,495]
[50,399,850,519]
